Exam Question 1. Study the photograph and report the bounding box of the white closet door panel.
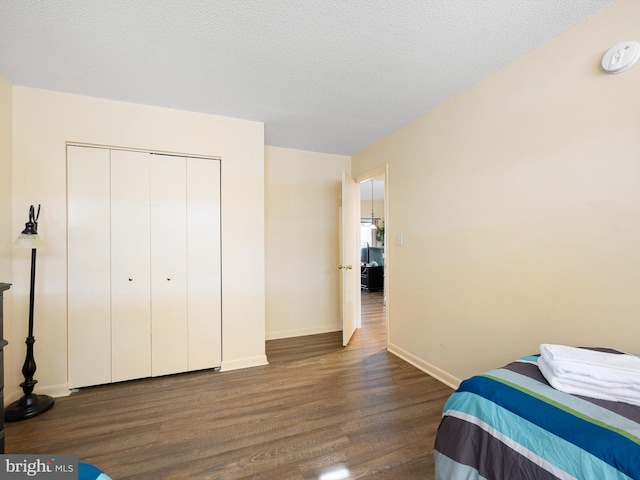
[111,150,152,382]
[150,155,188,376]
[67,146,112,388]
[187,158,222,370]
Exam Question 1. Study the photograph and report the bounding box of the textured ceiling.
[0,1,614,155]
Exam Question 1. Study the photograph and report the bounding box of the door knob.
[345,265,353,270]
[338,265,344,270]
[128,278,133,281]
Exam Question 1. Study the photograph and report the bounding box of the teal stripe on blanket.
[453,376,640,479]
[517,354,540,363]
[79,462,111,480]
[484,368,640,441]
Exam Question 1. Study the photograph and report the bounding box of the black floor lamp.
[4,205,55,422]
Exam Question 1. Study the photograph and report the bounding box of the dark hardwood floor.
[5,291,453,479]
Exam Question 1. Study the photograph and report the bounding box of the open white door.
[340,171,359,346]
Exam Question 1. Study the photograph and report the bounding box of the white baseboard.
[266,324,341,340]
[387,342,461,390]
[220,355,269,372]
[41,383,72,399]
[4,382,71,406]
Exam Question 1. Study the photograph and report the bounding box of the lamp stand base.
[4,394,54,422]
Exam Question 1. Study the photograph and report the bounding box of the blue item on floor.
[79,462,111,480]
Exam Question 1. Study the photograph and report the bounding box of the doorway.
[358,172,387,343]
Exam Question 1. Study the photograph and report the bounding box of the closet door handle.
[167,278,171,281]
[128,278,133,282]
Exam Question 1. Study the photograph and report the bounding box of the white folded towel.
[538,344,640,407]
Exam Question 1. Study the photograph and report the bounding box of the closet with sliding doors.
[67,145,221,388]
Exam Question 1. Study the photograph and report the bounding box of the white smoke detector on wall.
[601,41,640,74]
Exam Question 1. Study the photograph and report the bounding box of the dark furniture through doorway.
[361,265,383,292]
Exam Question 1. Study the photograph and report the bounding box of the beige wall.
[352,0,640,386]
[0,76,11,277]
[360,200,384,223]
[265,146,350,339]
[0,76,12,272]
[360,199,385,246]
[7,87,267,402]
[0,76,15,402]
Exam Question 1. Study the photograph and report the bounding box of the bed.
[434,352,640,480]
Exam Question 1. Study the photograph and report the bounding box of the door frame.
[355,164,389,344]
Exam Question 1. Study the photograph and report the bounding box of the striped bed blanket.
[434,354,640,480]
